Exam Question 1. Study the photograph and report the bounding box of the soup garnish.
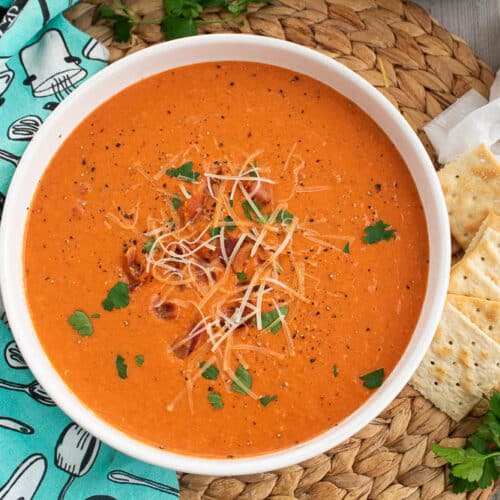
[24,62,428,457]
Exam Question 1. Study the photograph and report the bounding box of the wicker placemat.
[66,1,498,497]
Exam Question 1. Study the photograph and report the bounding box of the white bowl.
[0,34,450,475]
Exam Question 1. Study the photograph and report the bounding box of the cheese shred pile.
[111,150,352,411]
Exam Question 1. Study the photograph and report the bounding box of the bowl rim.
[0,33,450,475]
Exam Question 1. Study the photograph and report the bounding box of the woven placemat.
[66,1,498,498]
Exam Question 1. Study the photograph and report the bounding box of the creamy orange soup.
[24,62,428,458]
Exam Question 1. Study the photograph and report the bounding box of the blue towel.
[0,1,179,497]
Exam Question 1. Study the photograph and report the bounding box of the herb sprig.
[68,310,94,336]
[360,368,384,388]
[166,161,200,183]
[259,306,288,334]
[363,220,396,244]
[116,355,128,379]
[101,0,162,42]
[431,392,500,493]
[102,282,130,311]
[231,364,252,395]
[101,0,271,43]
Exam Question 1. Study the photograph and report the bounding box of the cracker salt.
[448,212,500,300]
[410,300,500,421]
[438,144,500,248]
[447,294,499,344]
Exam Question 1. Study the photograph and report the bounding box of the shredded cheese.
[119,148,354,411]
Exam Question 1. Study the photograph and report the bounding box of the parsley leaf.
[431,392,500,493]
[231,364,252,395]
[172,194,182,211]
[452,448,491,482]
[208,392,223,409]
[100,4,136,42]
[333,364,339,377]
[431,445,467,465]
[227,0,269,15]
[102,282,130,311]
[242,200,269,224]
[260,395,277,407]
[343,242,350,254]
[259,306,288,334]
[116,355,128,379]
[142,237,155,253]
[363,220,396,244]
[208,227,221,237]
[224,215,236,231]
[236,271,247,282]
[135,354,144,367]
[490,392,500,419]
[275,209,294,226]
[163,16,197,40]
[432,445,499,484]
[166,161,200,183]
[68,310,93,336]
[200,362,219,380]
[360,368,385,388]
[165,0,203,18]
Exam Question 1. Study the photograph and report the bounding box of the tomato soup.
[24,62,428,458]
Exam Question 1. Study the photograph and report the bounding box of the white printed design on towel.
[0,57,14,106]
[20,29,87,101]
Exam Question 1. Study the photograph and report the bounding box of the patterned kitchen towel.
[0,0,108,196]
[0,1,180,498]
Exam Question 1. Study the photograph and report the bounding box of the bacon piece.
[124,246,146,291]
[231,242,251,273]
[151,301,179,320]
[219,238,237,263]
[182,178,207,222]
[243,180,272,204]
[171,331,201,359]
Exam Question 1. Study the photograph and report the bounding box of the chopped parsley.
[90,313,100,319]
[200,362,219,381]
[172,195,182,211]
[260,395,277,407]
[259,306,289,334]
[165,161,200,183]
[142,237,155,253]
[68,310,93,336]
[242,200,269,224]
[116,355,128,379]
[343,242,350,254]
[248,162,258,177]
[431,392,500,493]
[135,355,144,367]
[275,209,294,226]
[102,282,130,311]
[363,220,396,244]
[236,271,247,282]
[231,364,252,395]
[224,215,236,231]
[333,364,339,377]
[360,368,385,388]
[208,392,223,410]
[208,227,221,237]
